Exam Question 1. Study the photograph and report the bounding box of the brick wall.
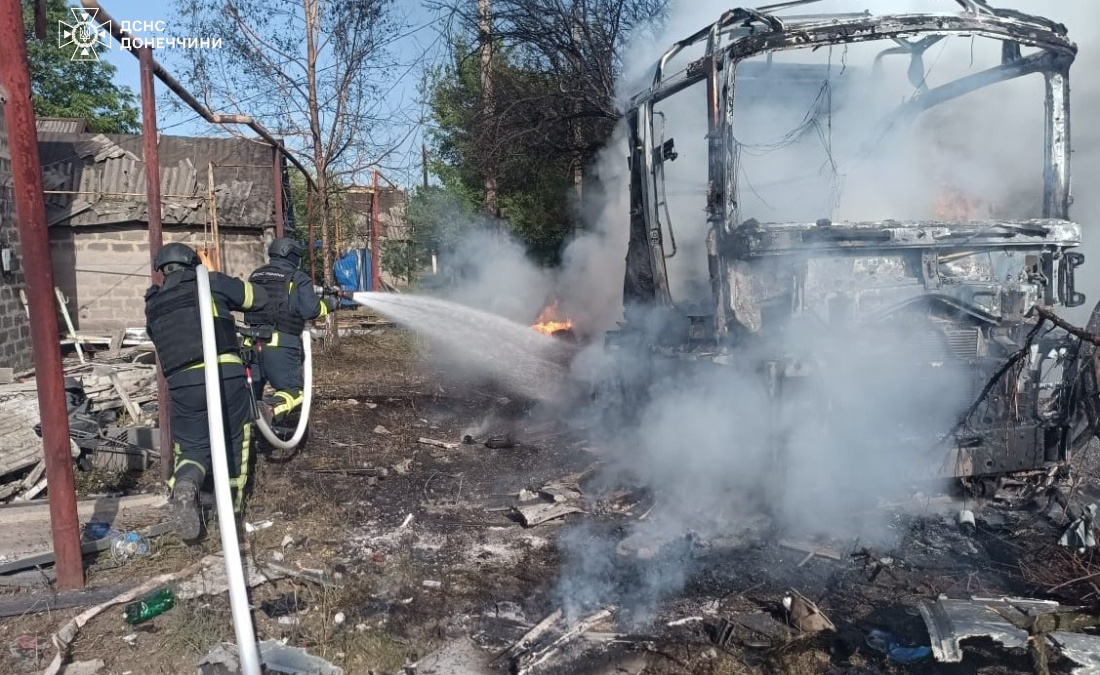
[0,115,34,372]
[49,224,270,333]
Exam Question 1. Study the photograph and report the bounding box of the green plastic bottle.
[123,587,176,625]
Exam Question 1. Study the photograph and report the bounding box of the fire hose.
[250,328,313,454]
[195,264,262,675]
[247,286,343,453]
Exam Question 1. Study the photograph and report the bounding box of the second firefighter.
[244,237,338,424]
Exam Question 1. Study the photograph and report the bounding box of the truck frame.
[606,0,1093,493]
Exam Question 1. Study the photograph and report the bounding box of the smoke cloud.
[549,0,1100,625]
[400,0,1100,626]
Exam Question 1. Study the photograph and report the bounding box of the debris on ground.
[920,596,1065,662]
[0,359,160,501]
[1048,632,1100,675]
[865,629,932,664]
[1060,503,1098,553]
[418,437,458,450]
[511,608,615,674]
[42,556,220,675]
[197,640,344,675]
[783,590,835,634]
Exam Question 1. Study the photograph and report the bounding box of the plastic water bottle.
[110,531,152,562]
[123,588,176,625]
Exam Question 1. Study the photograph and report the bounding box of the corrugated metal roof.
[38,132,278,229]
[35,117,89,134]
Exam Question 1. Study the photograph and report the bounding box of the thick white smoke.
[549,0,1100,625]
[411,0,1100,626]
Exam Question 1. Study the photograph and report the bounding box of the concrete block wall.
[0,115,34,372]
[49,224,269,333]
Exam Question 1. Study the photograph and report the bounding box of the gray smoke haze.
[399,0,1100,627]
[550,0,1100,625]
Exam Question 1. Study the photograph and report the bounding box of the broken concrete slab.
[919,596,1062,662]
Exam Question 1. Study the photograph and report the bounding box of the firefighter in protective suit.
[144,243,267,541]
[244,237,338,426]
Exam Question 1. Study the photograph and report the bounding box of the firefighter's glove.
[324,296,340,312]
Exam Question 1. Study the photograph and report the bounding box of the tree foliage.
[23,0,140,133]
[426,42,576,262]
[171,0,401,182]
[425,0,667,262]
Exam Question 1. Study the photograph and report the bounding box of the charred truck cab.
[609,1,1089,487]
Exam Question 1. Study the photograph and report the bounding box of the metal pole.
[307,188,315,282]
[371,169,380,291]
[80,1,317,193]
[139,47,172,480]
[0,0,84,590]
[421,143,429,189]
[273,148,285,238]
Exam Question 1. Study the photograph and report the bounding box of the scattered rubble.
[783,590,835,634]
[197,640,344,675]
[0,354,159,502]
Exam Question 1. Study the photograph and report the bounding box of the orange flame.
[531,301,574,336]
[935,187,986,220]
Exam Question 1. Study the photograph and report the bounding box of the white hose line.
[196,265,262,675]
[252,327,312,451]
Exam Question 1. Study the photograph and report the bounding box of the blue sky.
[87,0,448,189]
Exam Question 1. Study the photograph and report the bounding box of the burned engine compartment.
[605,1,1093,483]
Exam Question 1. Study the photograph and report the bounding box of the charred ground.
[1,322,1098,675]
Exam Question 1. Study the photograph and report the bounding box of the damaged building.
[0,107,33,374]
[38,120,291,334]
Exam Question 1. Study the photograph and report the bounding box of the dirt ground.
[2,319,1099,675]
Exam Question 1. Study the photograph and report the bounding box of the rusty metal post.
[139,47,172,480]
[273,148,285,239]
[371,169,380,291]
[0,0,84,589]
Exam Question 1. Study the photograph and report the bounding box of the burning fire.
[531,301,574,336]
[935,187,987,220]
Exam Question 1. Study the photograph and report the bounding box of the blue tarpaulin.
[333,248,371,306]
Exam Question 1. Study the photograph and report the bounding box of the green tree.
[380,240,419,286]
[23,0,140,133]
[426,41,575,263]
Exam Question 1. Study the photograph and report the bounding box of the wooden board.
[0,494,167,573]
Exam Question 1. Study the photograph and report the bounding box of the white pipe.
[252,327,312,450]
[195,265,262,675]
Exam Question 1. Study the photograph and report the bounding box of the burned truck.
[604,1,1095,492]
